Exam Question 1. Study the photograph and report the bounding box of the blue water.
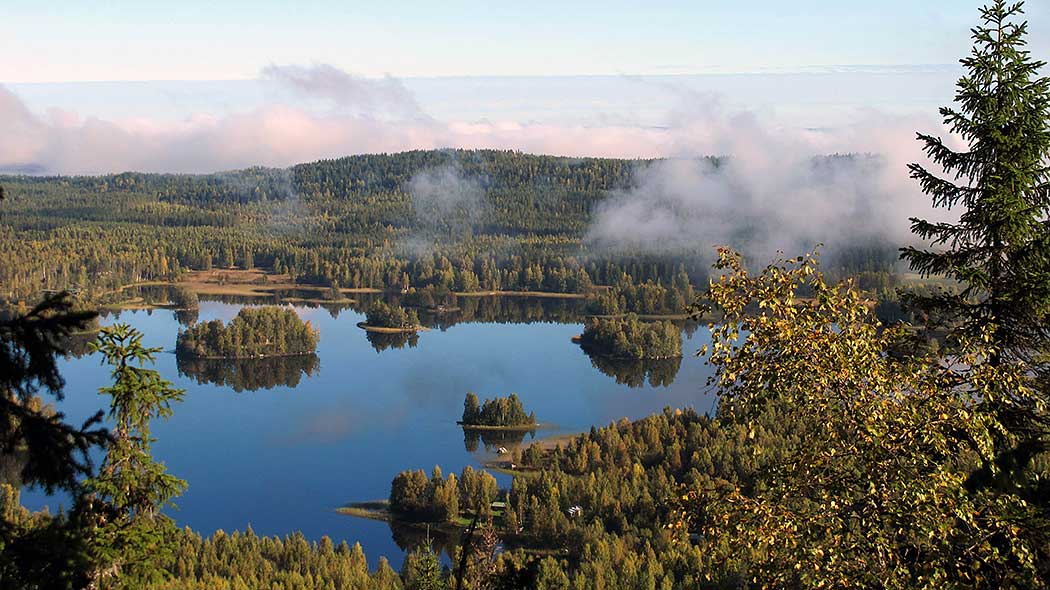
[22,299,717,568]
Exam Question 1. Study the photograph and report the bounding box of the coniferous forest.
[2,2,1050,590]
[176,306,320,358]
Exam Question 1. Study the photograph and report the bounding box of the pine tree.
[84,324,187,589]
[901,0,1050,487]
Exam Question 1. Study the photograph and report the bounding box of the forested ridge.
[0,149,895,314]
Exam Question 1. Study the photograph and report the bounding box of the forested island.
[175,306,319,358]
[460,392,536,429]
[576,314,682,359]
[358,301,422,332]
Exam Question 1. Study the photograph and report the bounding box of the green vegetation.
[2,3,1049,589]
[461,392,535,428]
[155,528,404,590]
[175,306,319,358]
[577,314,681,359]
[84,325,187,588]
[363,301,421,330]
[389,465,499,524]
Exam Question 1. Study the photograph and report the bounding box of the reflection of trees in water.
[176,353,320,392]
[199,293,357,319]
[365,330,420,352]
[389,521,460,562]
[462,427,536,453]
[586,353,682,388]
[352,293,588,329]
[174,308,199,327]
[61,330,99,359]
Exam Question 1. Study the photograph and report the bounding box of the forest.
[388,466,500,524]
[175,306,320,358]
[576,315,682,359]
[1,2,1049,589]
[0,146,901,319]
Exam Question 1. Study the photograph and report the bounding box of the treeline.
[578,315,682,359]
[176,306,319,358]
[587,273,694,316]
[389,465,500,523]
[0,149,898,307]
[461,393,535,427]
[155,528,403,590]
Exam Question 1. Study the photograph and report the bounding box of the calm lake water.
[22,297,718,569]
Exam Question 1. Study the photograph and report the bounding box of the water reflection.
[175,308,199,327]
[176,353,321,392]
[366,330,420,353]
[462,427,537,453]
[585,354,683,388]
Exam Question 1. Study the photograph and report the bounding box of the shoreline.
[107,269,614,302]
[457,422,539,431]
[356,322,428,334]
[175,350,318,361]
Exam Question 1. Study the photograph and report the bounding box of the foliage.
[0,291,108,589]
[153,527,403,590]
[83,324,187,589]
[685,248,1048,589]
[389,466,498,524]
[461,393,535,427]
[176,306,319,358]
[366,301,421,329]
[578,314,681,359]
[901,0,1050,500]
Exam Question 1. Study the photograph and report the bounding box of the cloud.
[0,65,676,174]
[260,63,426,119]
[584,94,959,261]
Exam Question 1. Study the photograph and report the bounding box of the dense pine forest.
[175,306,320,358]
[577,315,682,359]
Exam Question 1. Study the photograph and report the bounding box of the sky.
[4,1,1045,81]
[0,1,1046,174]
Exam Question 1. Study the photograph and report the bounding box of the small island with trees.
[459,392,536,429]
[356,301,423,333]
[175,306,319,359]
[574,314,682,359]
[339,465,503,533]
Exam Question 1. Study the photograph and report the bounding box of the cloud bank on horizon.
[0,63,947,176]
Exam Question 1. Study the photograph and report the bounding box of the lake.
[21,297,718,569]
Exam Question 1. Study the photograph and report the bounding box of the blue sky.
[5,1,1046,82]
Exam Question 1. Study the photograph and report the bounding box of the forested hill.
[0,149,894,302]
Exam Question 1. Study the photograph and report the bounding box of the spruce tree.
[83,324,186,589]
[902,0,1050,365]
[901,0,1050,485]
